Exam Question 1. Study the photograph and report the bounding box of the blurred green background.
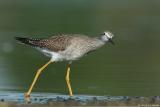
[0,0,160,96]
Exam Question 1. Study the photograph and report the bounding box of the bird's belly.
[60,48,89,61]
[40,49,64,62]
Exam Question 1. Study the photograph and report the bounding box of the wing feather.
[38,36,73,52]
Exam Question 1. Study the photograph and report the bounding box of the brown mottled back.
[39,35,73,52]
[15,35,73,52]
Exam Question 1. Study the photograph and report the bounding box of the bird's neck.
[96,36,108,43]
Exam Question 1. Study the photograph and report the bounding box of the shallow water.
[0,91,160,106]
[0,0,160,96]
[0,91,125,104]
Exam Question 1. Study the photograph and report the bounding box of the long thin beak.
[108,39,115,45]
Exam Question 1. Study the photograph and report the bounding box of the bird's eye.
[100,33,105,35]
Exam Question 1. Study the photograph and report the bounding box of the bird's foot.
[69,94,73,97]
[24,93,31,104]
[24,92,30,98]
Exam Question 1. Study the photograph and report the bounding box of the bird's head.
[100,31,115,45]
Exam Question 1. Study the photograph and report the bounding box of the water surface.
[0,0,160,96]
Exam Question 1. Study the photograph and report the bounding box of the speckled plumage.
[15,32,114,62]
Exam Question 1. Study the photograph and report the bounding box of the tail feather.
[15,37,41,47]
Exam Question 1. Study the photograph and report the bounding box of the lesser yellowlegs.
[15,31,114,97]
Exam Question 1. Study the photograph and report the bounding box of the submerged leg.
[65,64,73,96]
[25,59,53,97]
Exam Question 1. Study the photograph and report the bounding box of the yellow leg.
[65,64,73,96]
[25,59,53,97]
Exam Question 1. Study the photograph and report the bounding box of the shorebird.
[15,31,114,97]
